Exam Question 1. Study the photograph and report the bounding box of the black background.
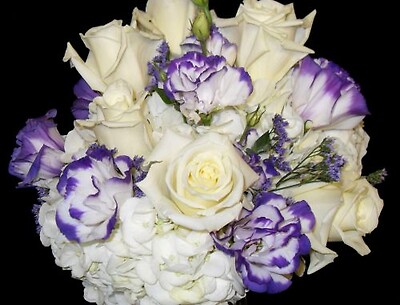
[4,0,396,303]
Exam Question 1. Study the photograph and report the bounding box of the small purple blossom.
[9,109,65,187]
[146,41,170,91]
[56,145,133,243]
[291,56,369,129]
[71,78,99,119]
[320,138,346,182]
[212,192,315,294]
[164,51,252,124]
[273,137,346,190]
[131,155,148,197]
[239,115,292,191]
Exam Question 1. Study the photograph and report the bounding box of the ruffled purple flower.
[9,109,65,187]
[71,78,99,119]
[291,56,369,129]
[164,51,252,124]
[181,26,237,65]
[56,145,133,243]
[212,192,315,294]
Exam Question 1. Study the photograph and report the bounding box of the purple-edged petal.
[56,145,133,243]
[291,56,369,129]
[212,191,315,294]
[163,51,251,124]
[71,79,99,120]
[9,110,65,187]
[181,26,237,65]
[284,200,316,233]
[22,145,65,186]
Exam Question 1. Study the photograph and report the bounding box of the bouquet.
[9,0,386,304]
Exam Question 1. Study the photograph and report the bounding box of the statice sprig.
[366,168,387,185]
[146,41,170,92]
[273,137,346,191]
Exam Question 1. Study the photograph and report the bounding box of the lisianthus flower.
[9,109,65,187]
[164,51,253,124]
[56,145,133,243]
[71,78,99,120]
[212,192,315,293]
[291,56,369,129]
[181,26,238,65]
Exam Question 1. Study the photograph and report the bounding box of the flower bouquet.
[9,0,386,304]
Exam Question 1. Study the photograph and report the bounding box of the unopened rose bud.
[191,0,208,7]
[192,10,211,42]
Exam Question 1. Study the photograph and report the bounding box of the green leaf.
[251,130,272,154]
[155,87,175,105]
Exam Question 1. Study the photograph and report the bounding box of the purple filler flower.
[9,109,65,187]
[56,145,133,243]
[212,192,315,294]
[291,56,369,129]
[164,51,252,123]
[71,78,99,119]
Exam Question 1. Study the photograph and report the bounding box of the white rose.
[63,20,161,94]
[323,126,370,182]
[329,176,384,255]
[282,182,343,274]
[285,173,383,274]
[131,0,197,56]
[213,0,315,104]
[77,80,153,158]
[137,130,259,231]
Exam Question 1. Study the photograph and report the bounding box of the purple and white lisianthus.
[71,78,99,120]
[212,192,315,294]
[9,109,65,187]
[56,145,133,243]
[291,56,370,129]
[164,51,253,124]
[181,26,238,66]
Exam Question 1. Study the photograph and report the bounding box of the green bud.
[191,0,208,7]
[192,10,211,42]
[246,106,265,127]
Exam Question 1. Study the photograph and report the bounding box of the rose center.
[189,161,220,190]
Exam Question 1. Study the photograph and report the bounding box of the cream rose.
[63,19,161,94]
[285,173,383,274]
[213,0,315,106]
[329,176,384,255]
[324,126,370,182]
[137,130,259,231]
[77,80,153,158]
[283,182,343,274]
[131,0,197,56]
